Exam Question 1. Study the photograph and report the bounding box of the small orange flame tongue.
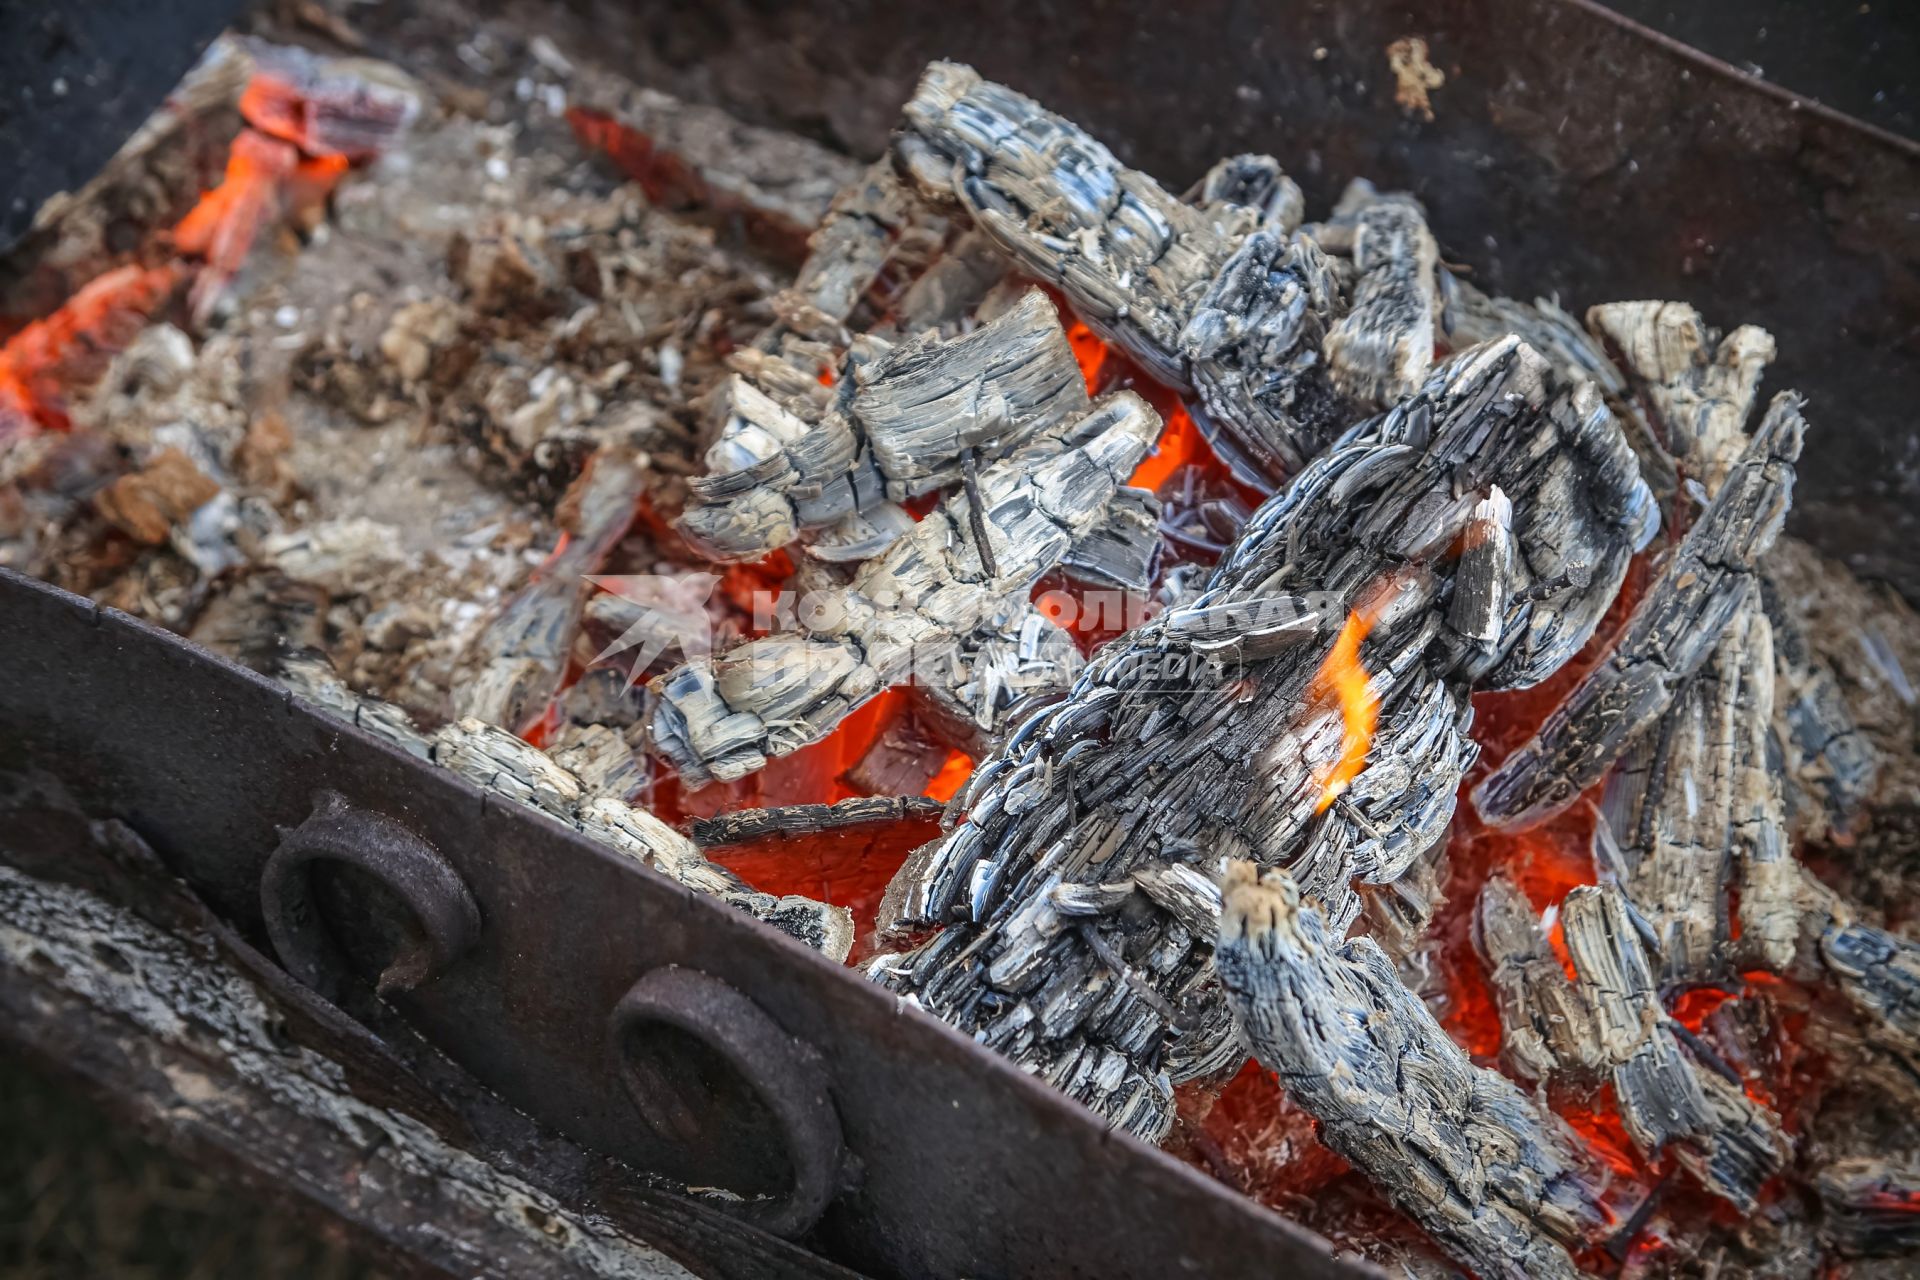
[1308,601,1384,814]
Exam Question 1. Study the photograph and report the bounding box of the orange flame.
[1308,605,1381,813]
[173,128,301,323]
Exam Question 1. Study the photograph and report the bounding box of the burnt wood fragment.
[870,338,1654,1139]
[1475,392,1805,829]
[1217,863,1602,1280]
[693,794,945,847]
[1560,884,1788,1209]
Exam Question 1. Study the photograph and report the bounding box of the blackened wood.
[1474,392,1806,829]
[871,338,1654,1140]
[693,795,945,847]
[1217,863,1602,1280]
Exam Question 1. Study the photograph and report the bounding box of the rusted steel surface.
[499,0,1920,599]
[0,566,1368,1280]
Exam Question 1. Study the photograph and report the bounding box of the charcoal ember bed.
[6,3,1920,1277]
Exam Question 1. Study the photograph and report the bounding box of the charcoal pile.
[6,13,1920,1279]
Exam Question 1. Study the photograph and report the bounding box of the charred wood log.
[870,338,1654,1139]
[1586,301,1775,496]
[677,289,1090,562]
[1814,1157,1920,1257]
[691,794,946,847]
[1560,884,1789,1209]
[1472,873,1601,1081]
[650,391,1158,786]
[893,61,1366,485]
[1216,863,1603,1280]
[1474,392,1805,829]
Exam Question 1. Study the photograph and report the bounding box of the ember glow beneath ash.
[11,33,1920,1280]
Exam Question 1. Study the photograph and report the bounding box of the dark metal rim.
[609,965,846,1239]
[261,791,482,1002]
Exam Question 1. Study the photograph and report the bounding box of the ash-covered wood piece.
[1060,485,1162,591]
[1323,192,1441,403]
[1441,277,1626,399]
[651,391,1157,786]
[1216,864,1603,1280]
[1814,1157,1920,1257]
[1474,392,1806,829]
[456,450,645,733]
[1472,873,1600,1081]
[1587,301,1775,494]
[1821,923,1920,1063]
[1760,548,1882,845]
[692,794,945,847]
[677,290,1090,562]
[1594,604,1778,982]
[893,61,1360,483]
[870,338,1655,1139]
[277,657,850,958]
[1560,884,1788,1209]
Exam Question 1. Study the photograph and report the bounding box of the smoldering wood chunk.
[1441,276,1627,398]
[1821,923,1920,1061]
[268,676,851,958]
[679,290,1092,562]
[1759,552,1880,844]
[1178,227,1352,481]
[276,650,432,758]
[782,157,921,330]
[1188,154,1305,235]
[870,338,1654,1139]
[566,80,862,253]
[1814,1157,1920,1257]
[874,229,1008,341]
[1560,884,1788,1209]
[911,597,1086,757]
[1594,603,1776,982]
[547,722,646,803]
[691,794,945,847]
[1475,393,1805,829]
[577,798,854,962]
[1447,486,1512,645]
[1587,301,1775,494]
[1473,873,1600,1081]
[1324,195,1441,404]
[850,289,1090,498]
[894,61,1350,486]
[1060,485,1161,591]
[1216,864,1601,1280]
[651,393,1158,786]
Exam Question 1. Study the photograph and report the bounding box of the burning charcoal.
[1472,873,1601,1081]
[276,650,432,759]
[875,229,1009,341]
[1323,193,1441,403]
[1587,301,1775,493]
[1560,884,1789,1208]
[894,61,1355,484]
[778,158,922,333]
[1475,392,1805,829]
[547,722,647,802]
[1814,1157,1920,1256]
[653,391,1158,784]
[870,338,1654,1139]
[1216,863,1604,1280]
[678,290,1089,561]
[562,81,861,259]
[457,451,645,734]
[239,40,422,161]
[1187,154,1305,235]
[911,596,1087,757]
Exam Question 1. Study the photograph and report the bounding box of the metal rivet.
[261,791,479,1003]
[610,966,845,1238]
